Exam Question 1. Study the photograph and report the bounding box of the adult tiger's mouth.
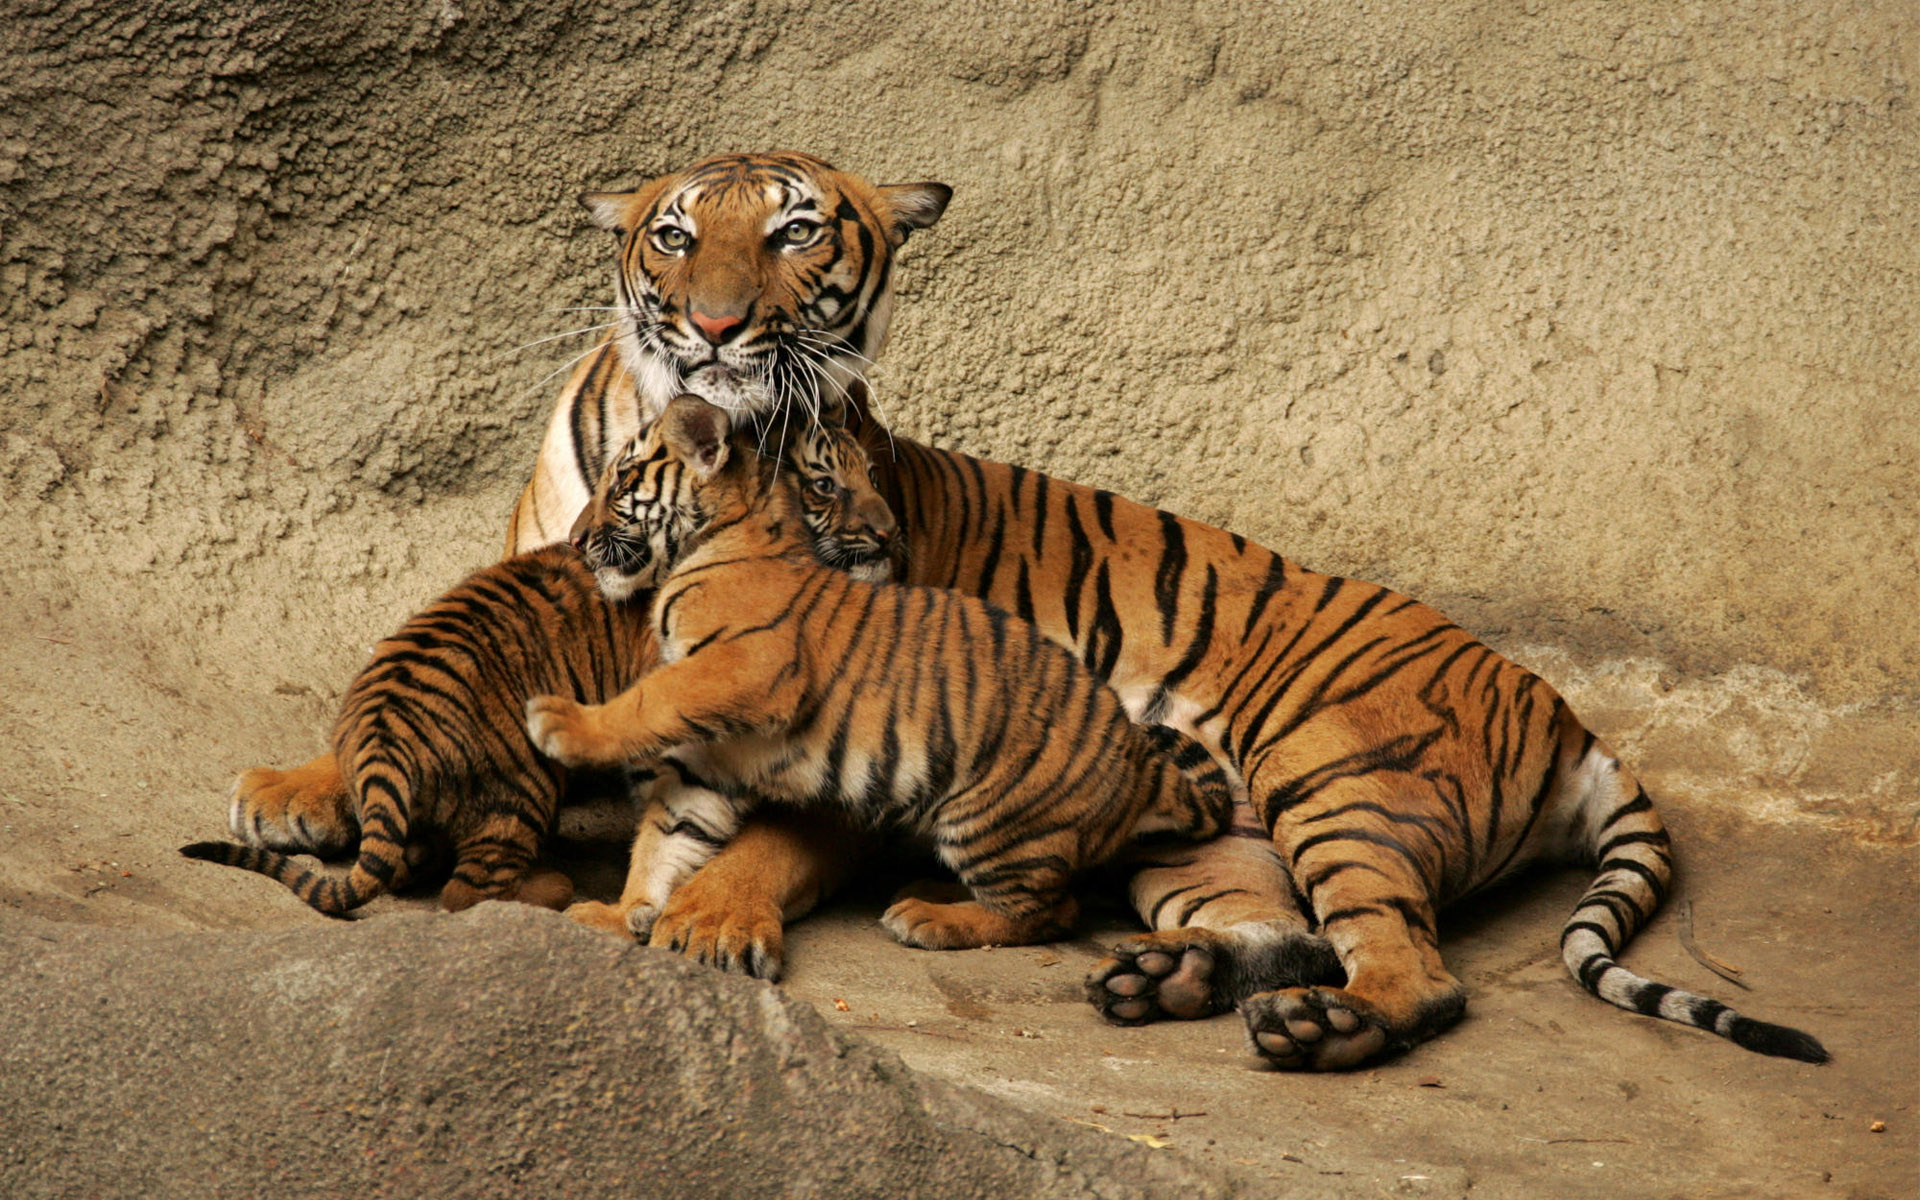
[678,362,773,418]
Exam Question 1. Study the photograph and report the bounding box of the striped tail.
[1559,783,1829,1063]
[181,752,413,916]
[1141,723,1237,839]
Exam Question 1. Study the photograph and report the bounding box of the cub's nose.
[689,310,745,345]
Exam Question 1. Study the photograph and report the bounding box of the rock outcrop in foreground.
[0,903,1242,1200]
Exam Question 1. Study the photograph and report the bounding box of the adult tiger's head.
[582,152,950,424]
[572,396,900,600]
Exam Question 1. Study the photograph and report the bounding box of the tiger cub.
[180,421,899,916]
[524,396,1237,950]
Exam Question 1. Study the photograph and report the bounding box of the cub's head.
[574,396,902,599]
[571,396,735,601]
[787,420,902,584]
[582,152,949,424]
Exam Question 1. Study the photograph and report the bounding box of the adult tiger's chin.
[664,347,863,430]
[672,362,789,423]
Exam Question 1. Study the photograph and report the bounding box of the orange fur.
[528,399,1236,950]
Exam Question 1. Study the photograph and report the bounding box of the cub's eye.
[808,476,837,497]
[777,220,819,247]
[652,225,692,253]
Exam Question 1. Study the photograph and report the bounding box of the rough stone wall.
[3,2,1915,832]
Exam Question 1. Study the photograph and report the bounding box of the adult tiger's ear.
[661,395,732,479]
[580,188,645,235]
[873,182,952,244]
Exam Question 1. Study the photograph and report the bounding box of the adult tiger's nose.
[689,310,745,345]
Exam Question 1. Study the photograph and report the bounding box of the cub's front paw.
[566,899,639,939]
[525,695,615,767]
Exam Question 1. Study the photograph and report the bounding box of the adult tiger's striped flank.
[525,396,1237,953]
[862,423,1827,1067]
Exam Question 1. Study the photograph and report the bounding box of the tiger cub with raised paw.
[524,396,1237,950]
[181,418,901,918]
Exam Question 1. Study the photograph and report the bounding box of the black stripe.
[1560,919,1619,952]
[1062,498,1093,642]
[1092,490,1116,541]
[1241,554,1287,642]
[1594,829,1672,860]
[1152,511,1187,646]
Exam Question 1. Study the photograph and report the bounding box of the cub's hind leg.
[437,774,571,913]
[1088,805,1339,1025]
[230,752,356,856]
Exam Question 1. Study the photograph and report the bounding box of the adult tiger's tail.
[1140,724,1237,841]
[1558,747,1829,1063]
[181,749,414,917]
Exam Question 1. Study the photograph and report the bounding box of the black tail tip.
[179,841,235,863]
[1729,1016,1831,1064]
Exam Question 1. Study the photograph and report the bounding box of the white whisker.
[490,320,625,363]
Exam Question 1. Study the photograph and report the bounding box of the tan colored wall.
[3,2,1914,836]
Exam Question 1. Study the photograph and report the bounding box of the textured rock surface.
[0,903,1244,1200]
[3,1,1915,708]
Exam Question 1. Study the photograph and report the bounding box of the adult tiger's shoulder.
[504,151,950,556]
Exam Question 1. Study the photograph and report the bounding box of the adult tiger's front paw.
[650,889,785,980]
[525,694,618,767]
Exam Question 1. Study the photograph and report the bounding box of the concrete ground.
[540,805,1916,1199]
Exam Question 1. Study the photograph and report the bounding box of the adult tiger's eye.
[810,476,836,496]
[779,220,818,246]
[654,226,691,252]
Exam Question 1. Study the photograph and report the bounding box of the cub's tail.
[1560,760,1828,1064]
[182,752,414,916]
[1141,723,1237,840]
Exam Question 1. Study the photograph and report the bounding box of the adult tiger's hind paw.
[229,754,355,856]
[1087,923,1342,1025]
[1241,986,1393,1071]
[1087,931,1232,1023]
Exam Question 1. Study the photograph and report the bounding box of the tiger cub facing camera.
[525,396,1238,950]
[180,418,899,916]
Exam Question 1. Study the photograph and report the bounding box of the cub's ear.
[661,395,732,479]
[580,189,644,235]
[874,182,952,243]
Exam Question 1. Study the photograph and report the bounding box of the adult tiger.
[232,151,1825,1069]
